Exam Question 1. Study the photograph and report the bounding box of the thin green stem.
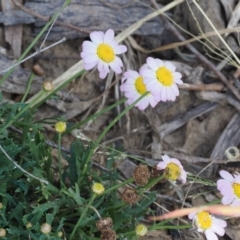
[21,72,35,103]
[82,93,148,175]
[103,178,134,195]
[57,133,62,183]
[70,194,96,239]
[0,91,45,135]
[150,223,192,230]
[64,98,127,135]
[0,0,71,85]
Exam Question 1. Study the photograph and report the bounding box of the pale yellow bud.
[40,223,51,234]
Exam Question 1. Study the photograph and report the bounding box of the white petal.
[219,170,234,181]
[157,161,167,170]
[161,87,167,102]
[82,55,99,64]
[164,61,176,71]
[146,57,158,71]
[115,45,127,54]
[90,31,104,45]
[104,29,115,44]
[109,59,122,74]
[222,195,235,205]
[162,155,171,162]
[84,62,97,70]
[205,230,218,240]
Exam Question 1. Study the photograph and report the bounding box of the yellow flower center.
[97,44,115,63]
[156,67,173,86]
[135,76,147,95]
[196,211,212,230]
[55,121,66,133]
[136,224,148,236]
[165,162,181,181]
[92,183,105,195]
[232,183,240,198]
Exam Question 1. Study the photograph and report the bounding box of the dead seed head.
[121,187,139,204]
[32,63,44,76]
[100,229,116,240]
[151,165,162,178]
[133,165,150,186]
[96,217,113,231]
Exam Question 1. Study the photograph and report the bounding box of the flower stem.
[82,93,148,175]
[64,97,127,134]
[57,133,62,183]
[21,72,35,103]
[69,194,96,239]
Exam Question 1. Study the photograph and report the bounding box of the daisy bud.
[57,231,63,237]
[100,229,116,240]
[0,228,6,237]
[136,224,148,236]
[40,223,52,234]
[26,222,32,229]
[188,211,227,240]
[0,203,3,209]
[133,165,150,186]
[96,218,113,231]
[121,187,139,204]
[42,80,54,92]
[54,121,66,133]
[92,183,105,195]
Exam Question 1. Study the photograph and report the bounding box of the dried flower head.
[133,165,150,186]
[121,187,139,204]
[188,211,227,240]
[92,182,105,195]
[54,121,66,133]
[40,223,52,234]
[80,29,127,79]
[0,228,6,237]
[96,217,113,231]
[101,229,116,240]
[151,165,161,178]
[32,63,44,76]
[217,170,240,206]
[136,224,148,236]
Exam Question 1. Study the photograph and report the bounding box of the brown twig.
[150,0,240,101]
[12,0,90,35]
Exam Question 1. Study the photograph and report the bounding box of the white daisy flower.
[217,170,240,206]
[120,69,159,111]
[188,211,227,240]
[157,155,186,183]
[80,29,127,79]
[140,57,183,102]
